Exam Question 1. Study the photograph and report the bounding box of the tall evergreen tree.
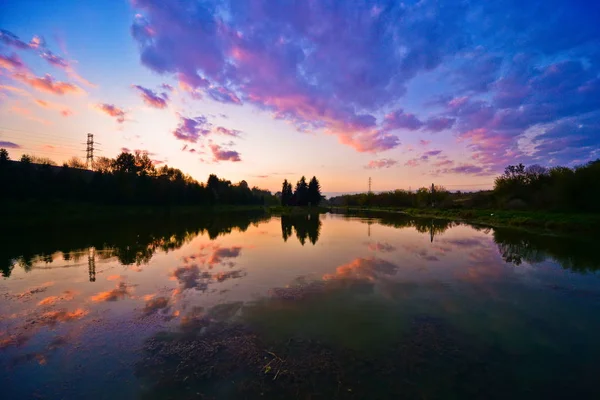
[294,176,308,206]
[281,179,293,206]
[307,176,322,206]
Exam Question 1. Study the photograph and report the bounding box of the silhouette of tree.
[93,156,113,173]
[0,148,9,164]
[67,156,86,169]
[20,154,32,164]
[281,179,293,206]
[307,176,322,206]
[113,152,137,174]
[294,176,309,206]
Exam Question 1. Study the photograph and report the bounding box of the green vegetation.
[329,159,600,232]
[279,176,323,206]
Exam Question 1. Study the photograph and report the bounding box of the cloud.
[132,84,169,108]
[214,126,241,137]
[34,99,74,117]
[0,29,29,50]
[365,158,397,169]
[207,245,243,266]
[90,282,134,302]
[13,73,83,95]
[130,0,600,164]
[405,149,445,167]
[383,109,423,131]
[96,103,126,123]
[323,257,399,282]
[419,139,431,147]
[160,83,174,92]
[210,144,241,162]
[10,104,53,125]
[0,141,21,149]
[0,53,25,71]
[424,117,455,132]
[132,0,469,152]
[173,115,211,142]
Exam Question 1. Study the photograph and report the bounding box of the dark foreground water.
[2,212,600,399]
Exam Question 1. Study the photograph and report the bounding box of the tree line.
[0,149,278,207]
[279,176,322,206]
[329,159,600,213]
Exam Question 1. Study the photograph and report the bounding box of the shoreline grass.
[329,206,600,233]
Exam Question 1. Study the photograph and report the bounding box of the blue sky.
[1,0,599,193]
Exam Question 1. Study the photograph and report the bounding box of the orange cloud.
[37,290,76,306]
[91,282,134,302]
[34,99,74,117]
[39,308,88,326]
[13,72,83,95]
[10,104,53,125]
[0,53,25,71]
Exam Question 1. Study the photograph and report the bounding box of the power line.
[0,126,80,141]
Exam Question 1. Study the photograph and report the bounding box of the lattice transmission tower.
[85,133,94,169]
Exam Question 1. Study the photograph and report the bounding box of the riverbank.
[330,207,600,233]
[0,201,329,226]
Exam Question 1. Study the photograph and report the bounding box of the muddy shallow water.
[2,212,600,399]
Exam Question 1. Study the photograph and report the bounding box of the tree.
[294,176,308,206]
[112,152,137,174]
[20,154,32,164]
[30,156,56,165]
[93,156,113,173]
[307,176,322,206]
[0,148,9,164]
[67,157,87,169]
[281,179,293,206]
[134,150,155,176]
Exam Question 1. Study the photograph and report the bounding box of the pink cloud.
[365,158,398,169]
[13,73,83,95]
[405,158,420,167]
[96,103,126,123]
[132,84,169,108]
[35,99,74,117]
[419,139,431,146]
[210,144,241,162]
[10,105,53,125]
[214,126,241,137]
[0,53,25,71]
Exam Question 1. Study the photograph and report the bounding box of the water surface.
[2,212,600,399]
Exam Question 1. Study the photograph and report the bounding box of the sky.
[1,0,599,194]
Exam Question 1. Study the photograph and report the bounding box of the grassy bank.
[331,206,600,233]
[0,201,329,226]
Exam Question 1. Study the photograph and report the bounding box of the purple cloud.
[0,141,21,149]
[173,116,211,143]
[214,126,241,137]
[365,158,398,169]
[129,0,600,165]
[0,53,25,71]
[130,0,466,153]
[0,29,29,50]
[383,109,423,131]
[424,117,455,132]
[210,144,241,162]
[96,103,126,123]
[132,84,169,109]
